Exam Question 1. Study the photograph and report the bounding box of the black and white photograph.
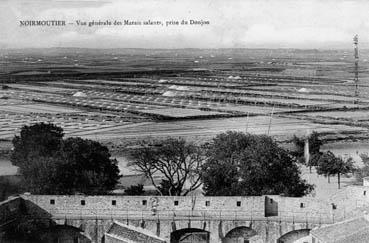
[1,0,369,242]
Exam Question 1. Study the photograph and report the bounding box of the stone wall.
[19,194,339,224]
[0,195,329,243]
[268,196,334,221]
[330,185,369,219]
[20,195,266,219]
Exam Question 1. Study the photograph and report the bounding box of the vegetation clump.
[315,151,354,189]
[131,132,314,197]
[201,131,314,196]
[11,122,121,195]
[130,138,204,196]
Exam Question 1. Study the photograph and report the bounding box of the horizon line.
[0,47,360,51]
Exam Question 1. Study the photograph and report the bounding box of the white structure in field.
[73,91,87,97]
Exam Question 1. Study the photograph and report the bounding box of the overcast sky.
[1,0,369,49]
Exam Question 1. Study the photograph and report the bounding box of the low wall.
[268,196,333,221]
[330,185,369,219]
[20,194,339,223]
[0,195,332,243]
[21,195,266,219]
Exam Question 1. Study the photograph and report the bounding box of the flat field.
[0,48,368,143]
[0,103,82,114]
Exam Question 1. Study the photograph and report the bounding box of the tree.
[10,123,121,195]
[129,138,204,196]
[201,160,240,196]
[355,153,369,183]
[158,179,177,196]
[124,184,144,195]
[316,151,355,189]
[18,156,61,194]
[53,137,121,195]
[0,176,21,201]
[11,122,64,167]
[307,152,323,169]
[292,131,323,170]
[201,131,314,197]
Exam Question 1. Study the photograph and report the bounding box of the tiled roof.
[335,229,369,243]
[311,217,369,243]
[105,220,167,243]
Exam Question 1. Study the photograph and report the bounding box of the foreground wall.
[16,195,335,243]
[20,195,266,219]
[1,193,355,243]
[268,196,334,222]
